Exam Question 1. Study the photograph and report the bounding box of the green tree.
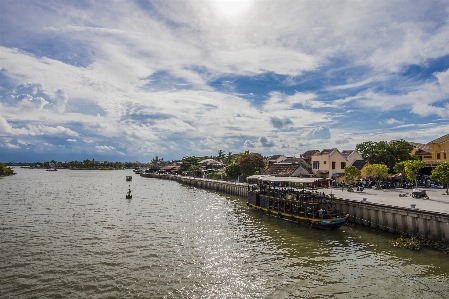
[225,162,241,179]
[356,139,415,172]
[430,161,449,195]
[226,152,233,164]
[217,150,225,162]
[364,164,389,189]
[344,165,361,186]
[238,153,266,177]
[179,156,200,174]
[0,162,13,176]
[403,160,425,188]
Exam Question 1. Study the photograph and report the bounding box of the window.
[437,153,441,159]
[313,161,320,169]
[332,162,336,169]
[341,162,346,169]
[323,161,326,164]
[445,153,447,159]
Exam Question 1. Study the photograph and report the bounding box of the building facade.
[311,148,363,179]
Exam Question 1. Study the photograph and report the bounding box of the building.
[262,157,312,177]
[311,148,363,179]
[266,155,287,165]
[412,134,449,168]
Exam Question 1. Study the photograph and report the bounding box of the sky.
[1,0,449,163]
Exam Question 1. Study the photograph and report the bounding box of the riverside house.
[412,134,449,168]
[311,148,363,180]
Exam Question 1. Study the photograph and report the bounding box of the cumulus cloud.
[95,145,116,152]
[270,116,293,129]
[1,0,449,161]
[382,118,403,125]
[259,136,275,147]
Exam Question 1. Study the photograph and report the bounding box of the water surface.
[1,168,448,298]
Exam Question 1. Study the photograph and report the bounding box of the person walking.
[341,182,345,192]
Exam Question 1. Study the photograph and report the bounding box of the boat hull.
[247,202,347,230]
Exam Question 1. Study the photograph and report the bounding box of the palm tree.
[217,150,225,162]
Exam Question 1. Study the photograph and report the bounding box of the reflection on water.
[1,168,448,298]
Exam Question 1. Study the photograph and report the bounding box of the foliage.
[430,161,449,195]
[179,156,200,174]
[402,160,425,188]
[356,139,415,172]
[344,165,361,185]
[225,162,241,179]
[388,235,421,251]
[207,171,226,181]
[363,164,389,188]
[217,150,225,162]
[238,153,266,177]
[0,162,14,176]
[150,156,164,168]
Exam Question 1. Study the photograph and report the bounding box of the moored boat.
[126,176,132,181]
[247,175,348,230]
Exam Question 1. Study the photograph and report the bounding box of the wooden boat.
[246,175,348,230]
[126,176,132,181]
[126,194,132,199]
[46,168,57,171]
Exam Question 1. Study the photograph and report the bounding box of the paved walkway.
[320,187,449,215]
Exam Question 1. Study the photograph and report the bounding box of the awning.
[246,175,323,184]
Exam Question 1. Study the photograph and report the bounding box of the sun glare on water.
[211,0,254,20]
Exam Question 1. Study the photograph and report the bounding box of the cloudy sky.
[1,0,449,162]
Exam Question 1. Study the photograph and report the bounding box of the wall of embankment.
[141,173,449,245]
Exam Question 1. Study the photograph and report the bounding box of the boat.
[126,188,132,199]
[46,168,57,171]
[246,175,348,230]
[126,176,132,181]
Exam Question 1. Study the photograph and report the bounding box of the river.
[1,168,448,298]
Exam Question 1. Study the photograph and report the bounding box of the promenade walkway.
[320,186,449,215]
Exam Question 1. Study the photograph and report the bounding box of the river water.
[1,168,448,298]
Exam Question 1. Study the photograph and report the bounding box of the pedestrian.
[341,182,345,192]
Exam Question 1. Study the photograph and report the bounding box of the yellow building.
[412,134,449,166]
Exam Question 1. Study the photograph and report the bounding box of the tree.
[217,150,225,162]
[0,162,13,176]
[237,153,266,177]
[344,166,361,186]
[179,156,200,174]
[356,139,415,172]
[430,162,449,195]
[364,164,389,188]
[403,160,425,188]
[225,162,241,180]
[226,152,233,164]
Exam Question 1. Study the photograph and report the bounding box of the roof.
[268,155,282,160]
[247,175,323,184]
[341,150,356,159]
[301,150,320,158]
[410,142,431,152]
[263,164,304,177]
[350,160,369,170]
[428,134,449,145]
[319,148,338,156]
[282,157,302,164]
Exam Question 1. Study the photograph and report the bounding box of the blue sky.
[1,0,449,162]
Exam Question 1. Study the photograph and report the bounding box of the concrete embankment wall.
[141,173,449,244]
